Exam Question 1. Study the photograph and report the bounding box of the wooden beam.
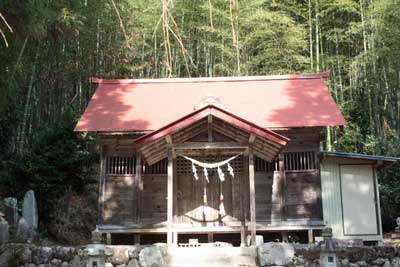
[249,148,256,246]
[165,134,172,144]
[167,148,173,246]
[171,142,248,149]
[249,134,256,144]
[97,223,325,234]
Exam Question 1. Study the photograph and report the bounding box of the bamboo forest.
[0,0,399,244]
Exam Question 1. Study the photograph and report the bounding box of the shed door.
[340,165,378,236]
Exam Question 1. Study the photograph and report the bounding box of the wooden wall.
[255,127,323,222]
[99,126,323,227]
[99,134,140,225]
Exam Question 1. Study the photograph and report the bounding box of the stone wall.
[0,243,165,267]
[258,242,400,267]
[2,242,400,267]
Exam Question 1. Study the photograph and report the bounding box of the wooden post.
[279,153,286,221]
[134,234,141,245]
[249,148,256,246]
[167,148,174,246]
[208,232,214,243]
[282,231,288,242]
[135,153,142,223]
[98,145,105,224]
[240,152,247,247]
[240,226,246,247]
[106,233,112,245]
[308,229,314,244]
[173,231,178,246]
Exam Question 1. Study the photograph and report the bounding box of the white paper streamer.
[227,163,234,177]
[217,166,225,181]
[180,154,240,183]
[203,167,209,183]
[192,163,198,180]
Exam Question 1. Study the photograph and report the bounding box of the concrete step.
[165,246,258,267]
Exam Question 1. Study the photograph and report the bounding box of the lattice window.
[255,157,279,172]
[143,158,168,174]
[105,156,136,175]
[284,151,317,171]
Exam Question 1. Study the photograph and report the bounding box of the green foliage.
[47,188,98,245]
[0,112,97,234]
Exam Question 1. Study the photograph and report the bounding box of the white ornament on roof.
[194,95,227,110]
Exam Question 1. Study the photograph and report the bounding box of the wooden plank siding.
[99,127,323,231]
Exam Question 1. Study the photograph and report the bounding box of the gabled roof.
[74,70,346,132]
[135,105,289,165]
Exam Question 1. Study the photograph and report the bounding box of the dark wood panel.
[103,175,137,224]
[284,171,322,220]
[275,127,322,152]
[141,174,167,223]
[255,172,282,221]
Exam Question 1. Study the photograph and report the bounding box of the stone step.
[165,246,258,267]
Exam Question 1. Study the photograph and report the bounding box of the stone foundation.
[1,242,400,267]
[0,243,165,267]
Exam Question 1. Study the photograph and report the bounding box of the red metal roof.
[74,70,346,132]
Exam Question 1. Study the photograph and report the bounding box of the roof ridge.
[91,69,331,84]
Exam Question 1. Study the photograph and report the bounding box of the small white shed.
[320,152,398,242]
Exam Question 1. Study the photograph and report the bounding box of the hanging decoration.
[192,162,199,180]
[180,153,241,220]
[227,163,234,177]
[180,154,239,182]
[203,167,209,183]
[219,193,226,216]
[217,166,225,181]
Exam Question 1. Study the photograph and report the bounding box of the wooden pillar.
[240,152,247,247]
[135,153,142,223]
[240,226,246,247]
[308,229,314,244]
[134,234,141,245]
[173,156,178,224]
[279,153,286,221]
[98,145,106,224]
[249,148,256,246]
[167,148,174,246]
[282,231,288,242]
[173,231,178,246]
[106,233,112,245]
[208,232,214,243]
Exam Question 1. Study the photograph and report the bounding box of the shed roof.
[322,151,399,165]
[74,70,346,132]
